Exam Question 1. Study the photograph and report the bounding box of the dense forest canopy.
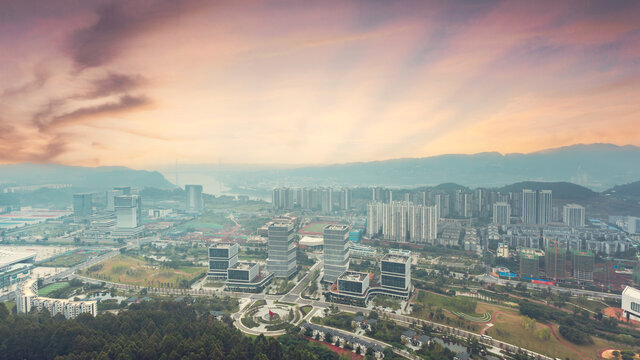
[0,299,342,360]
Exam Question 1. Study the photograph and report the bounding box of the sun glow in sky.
[1,0,639,168]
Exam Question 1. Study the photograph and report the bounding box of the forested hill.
[494,181,597,201]
[0,300,340,360]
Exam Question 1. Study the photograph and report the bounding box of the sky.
[1,0,639,169]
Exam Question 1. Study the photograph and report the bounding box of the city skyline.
[1,0,639,167]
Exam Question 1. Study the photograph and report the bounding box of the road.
[479,273,622,300]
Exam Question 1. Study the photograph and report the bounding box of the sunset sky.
[1,0,639,168]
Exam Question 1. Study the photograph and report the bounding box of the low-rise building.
[224,262,273,293]
[622,286,640,322]
[16,278,96,319]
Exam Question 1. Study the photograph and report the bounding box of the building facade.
[266,222,297,278]
[208,243,239,279]
[323,224,350,283]
[563,204,585,228]
[185,184,203,213]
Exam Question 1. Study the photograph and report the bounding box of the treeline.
[0,300,339,360]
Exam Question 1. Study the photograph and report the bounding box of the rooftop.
[229,262,257,270]
[324,224,349,231]
[211,242,236,249]
[0,250,36,268]
[381,254,410,263]
[338,271,369,282]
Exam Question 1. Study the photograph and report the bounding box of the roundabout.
[236,300,305,335]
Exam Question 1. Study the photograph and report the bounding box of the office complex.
[367,202,437,243]
[563,204,585,228]
[185,184,203,213]
[115,195,142,228]
[73,193,93,220]
[266,222,297,278]
[208,243,239,279]
[380,253,412,297]
[323,224,350,283]
[17,278,96,319]
[522,189,552,225]
[337,271,370,296]
[225,262,274,293]
[492,202,511,225]
[106,186,131,211]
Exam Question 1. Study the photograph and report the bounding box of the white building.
[563,204,585,228]
[367,201,437,243]
[17,278,96,319]
[492,202,511,225]
[522,189,552,225]
[622,286,640,321]
[497,243,509,258]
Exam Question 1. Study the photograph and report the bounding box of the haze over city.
[1,0,640,167]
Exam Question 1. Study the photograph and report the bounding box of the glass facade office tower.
[323,224,350,283]
[266,222,297,278]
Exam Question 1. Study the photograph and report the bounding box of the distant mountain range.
[2,143,640,194]
[0,163,175,191]
[203,143,640,192]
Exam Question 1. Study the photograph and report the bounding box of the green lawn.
[373,295,401,310]
[413,290,478,314]
[38,282,70,297]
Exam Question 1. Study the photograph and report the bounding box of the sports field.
[38,282,70,297]
[299,222,334,235]
[82,255,206,288]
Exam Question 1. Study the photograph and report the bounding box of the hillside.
[0,163,175,190]
[604,180,640,199]
[194,143,640,191]
[495,181,598,201]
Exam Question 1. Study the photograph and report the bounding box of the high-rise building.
[522,190,537,225]
[266,222,297,278]
[73,193,93,220]
[563,204,585,228]
[185,184,203,213]
[321,187,333,213]
[537,190,553,225]
[323,224,350,283]
[115,195,142,228]
[522,189,552,225]
[367,202,437,243]
[208,243,239,279]
[380,253,411,295]
[492,202,511,225]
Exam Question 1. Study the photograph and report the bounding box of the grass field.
[373,295,401,310]
[178,213,234,232]
[413,290,479,314]
[38,282,70,297]
[40,249,108,267]
[83,255,206,288]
